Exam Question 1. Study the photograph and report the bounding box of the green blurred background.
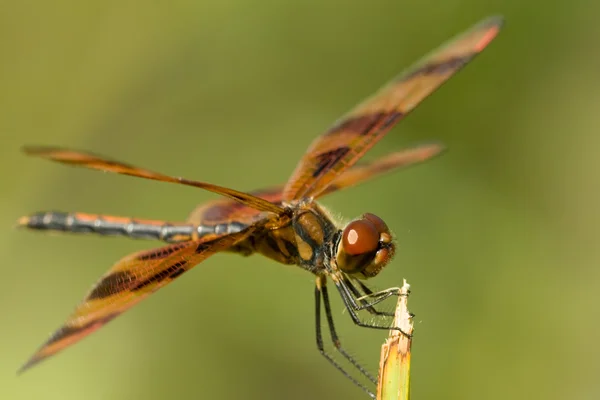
[2,1,599,399]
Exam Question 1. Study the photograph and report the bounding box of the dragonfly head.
[336,213,395,279]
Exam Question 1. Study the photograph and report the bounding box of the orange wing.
[317,142,445,197]
[188,142,445,225]
[282,16,503,201]
[187,187,283,226]
[23,146,284,215]
[18,144,443,244]
[19,226,260,373]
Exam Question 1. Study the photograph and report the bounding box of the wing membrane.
[23,146,284,215]
[318,142,445,196]
[187,187,283,226]
[19,225,259,373]
[282,16,502,200]
[188,143,444,226]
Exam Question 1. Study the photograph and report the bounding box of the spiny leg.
[334,277,411,337]
[343,278,394,317]
[321,279,377,384]
[335,279,392,330]
[314,277,376,398]
[355,279,412,316]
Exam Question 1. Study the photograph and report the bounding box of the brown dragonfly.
[17,16,502,397]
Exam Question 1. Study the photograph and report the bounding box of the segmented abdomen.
[19,211,248,243]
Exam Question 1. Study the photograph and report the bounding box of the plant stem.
[376,280,413,400]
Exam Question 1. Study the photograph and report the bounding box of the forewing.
[188,143,444,226]
[19,226,259,373]
[23,146,284,215]
[318,142,445,197]
[187,187,284,226]
[282,16,502,200]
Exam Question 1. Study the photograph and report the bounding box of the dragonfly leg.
[344,278,395,317]
[315,277,376,398]
[334,278,411,338]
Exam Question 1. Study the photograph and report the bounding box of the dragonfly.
[17,16,502,398]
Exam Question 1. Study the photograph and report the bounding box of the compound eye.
[363,213,388,233]
[342,219,379,256]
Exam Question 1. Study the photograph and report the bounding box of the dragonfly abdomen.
[18,211,251,243]
[18,211,198,243]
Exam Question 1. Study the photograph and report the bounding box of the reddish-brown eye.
[342,220,379,256]
[363,213,388,233]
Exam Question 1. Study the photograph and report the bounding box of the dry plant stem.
[376,280,413,400]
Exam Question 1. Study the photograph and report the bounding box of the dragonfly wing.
[19,225,260,373]
[188,143,445,228]
[317,142,446,197]
[187,187,284,226]
[23,146,284,215]
[282,16,502,201]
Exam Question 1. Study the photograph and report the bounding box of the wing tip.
[17,354,44,375]
[418,140,447,153]
[480,15,505,29]
[404,141,447,161]
[21,145,66,160]
[21,145,47,155]
[473,15,504,52]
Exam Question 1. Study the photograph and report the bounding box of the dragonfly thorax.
[335,213,395,279]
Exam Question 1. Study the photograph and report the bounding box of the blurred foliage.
[1,1,599,399]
